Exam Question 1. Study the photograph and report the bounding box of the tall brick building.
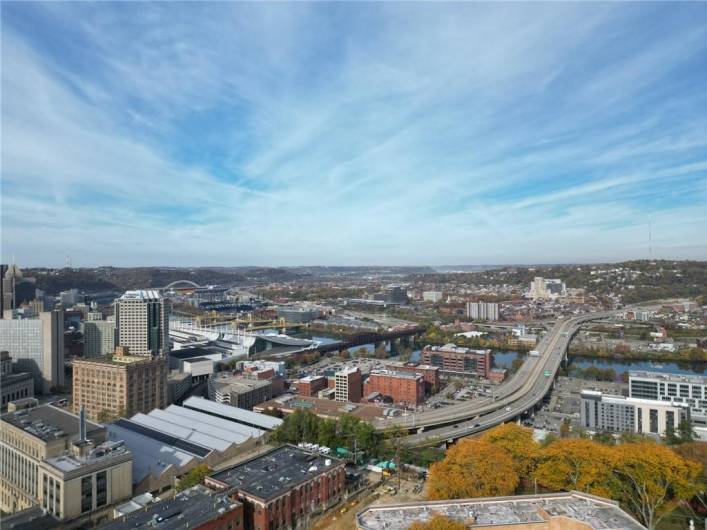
[384,362,440,394]
[364,370,425,406]
[205,445,346,530]
[72,346,168,421]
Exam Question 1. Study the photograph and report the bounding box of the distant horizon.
[2,3,706,265]
[12,257,706,271]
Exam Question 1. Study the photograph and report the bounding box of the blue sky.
[2,2,706,267]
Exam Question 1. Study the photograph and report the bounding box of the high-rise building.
[72,346,169,421]
[59,288,80,307]
[629,371,707,426]
[0,264,7,317]
[0,307,65,393]
[82,320,116,357]
[115,290,169,356]
[334,367,362,403]
[466,301,499,321]
[529,277,566,300]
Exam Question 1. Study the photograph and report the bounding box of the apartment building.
[580,390,689,436]
[629,370,707,425]
[465,302,499,321]
[72,346,169,421]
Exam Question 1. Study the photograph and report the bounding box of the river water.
[300,331,706,378]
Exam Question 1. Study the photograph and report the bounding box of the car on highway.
[505,407,512,412]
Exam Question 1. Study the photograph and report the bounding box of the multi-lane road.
[374,311,616,446]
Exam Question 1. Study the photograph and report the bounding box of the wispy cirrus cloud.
[1,2,705,266]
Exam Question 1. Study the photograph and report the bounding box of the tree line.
[425,423,704,530]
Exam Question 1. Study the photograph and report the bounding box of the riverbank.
[568,346,707,363]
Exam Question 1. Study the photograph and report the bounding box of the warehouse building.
[206,445,346,530]
[106,402,272,495]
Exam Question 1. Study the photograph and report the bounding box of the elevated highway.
[374,311,616,445]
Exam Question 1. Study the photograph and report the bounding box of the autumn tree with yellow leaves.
[535,438,616,497]
[481,423,539,483]
[427,439,518,500]
[611,442,701,530]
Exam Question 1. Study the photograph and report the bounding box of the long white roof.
[182,396,283,430]
[107,424,197,483]
[130,412,232,452]
[163,405,264,439]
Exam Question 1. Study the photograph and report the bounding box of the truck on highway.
[529,350,540,357]
[544,370,552,377]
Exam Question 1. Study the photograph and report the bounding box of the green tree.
[176,464,211,492]
[592,431,616,446]
[678,419,696,443]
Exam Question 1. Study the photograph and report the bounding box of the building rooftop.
[1,372,34,385]
[0,506,60,530]
[44,440,131,474]
[74,353,158,366]
[629,370,706,384]
[368,369,422,380]
[255,395,390,421]
[1,404,103,442]
[183,396,282,430]
[299,375,326,383]
[208,444,344,502]
[182,356,213,364]
[426,344,491,355]
[100,485,241,530]
[336,367,360,376]
[169,346,220,360]
[119,290,162,301]
[356,491,646,530]
[211,373,272,393]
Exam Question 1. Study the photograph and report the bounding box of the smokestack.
[79,405,87,442]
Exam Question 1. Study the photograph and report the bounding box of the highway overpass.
[374,310,616,446]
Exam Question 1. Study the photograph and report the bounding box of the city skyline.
[2,2,706,267]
